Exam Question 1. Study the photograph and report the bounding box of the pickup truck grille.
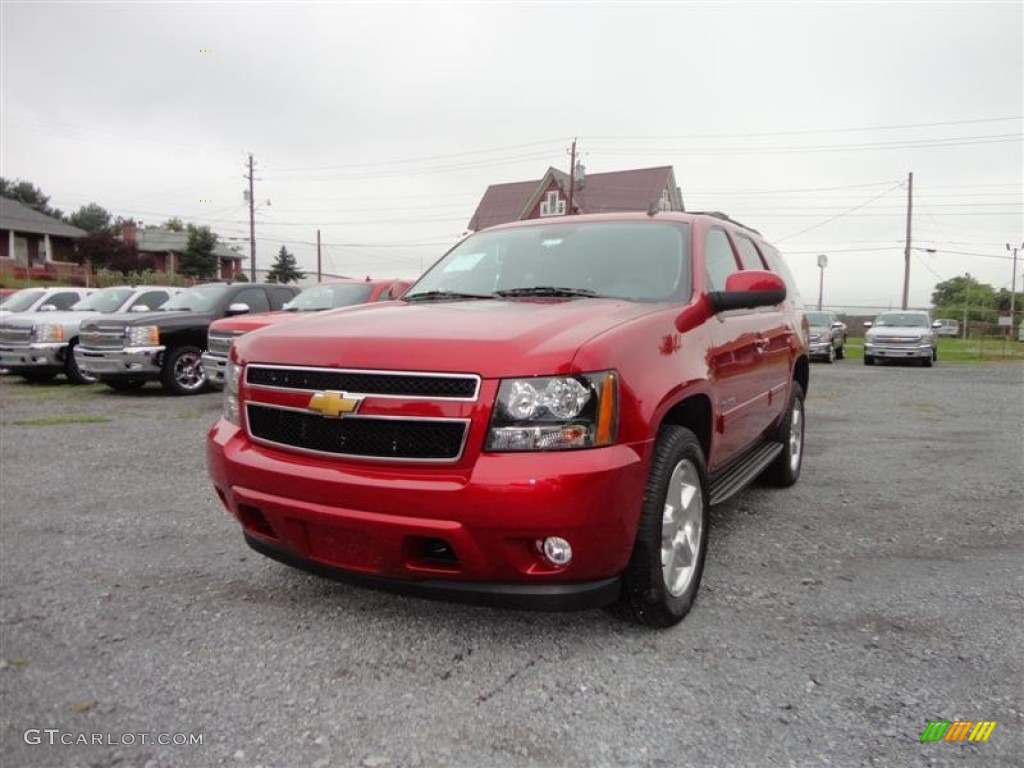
[246,404,468,461]
[246,365,480,400]
[874,334,923,345]
[207,331,241,357]
[0,327,32,345]
[80,329,125,350]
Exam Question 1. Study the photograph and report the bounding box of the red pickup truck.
[207,211,809,626]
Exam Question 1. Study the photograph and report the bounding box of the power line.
[775,182,906,242]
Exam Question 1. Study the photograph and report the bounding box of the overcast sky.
[2,1,1021,309]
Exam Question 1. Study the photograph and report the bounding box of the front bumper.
[0,342,66,373]
[864,343,933,359]
[75,345,165,379]
[808,341,834,358]
[201,352,228,388]
[207,419,648,610]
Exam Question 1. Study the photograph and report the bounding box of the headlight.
[32,323,63,343]
[486,371,618,451]
[125,326,160,347]
[223,362,242,425]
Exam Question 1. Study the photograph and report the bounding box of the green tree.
[179,225,219,279]
[0,177,64,220]
[75,232,152,273]
[265,246,305,284]
[931,275,997,323]
[232,271,249,282]
[69,203,114,234]
[162,217,185,232]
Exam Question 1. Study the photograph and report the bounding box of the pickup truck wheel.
[161,346,208,395]
[922,355,933,368]
[863,355,874,366]
[105,379,146,391]
[836,342,845,360]
[825,345,835,363]
[760,381,805,488]
[611,425,709,628]
[64,340,96,385]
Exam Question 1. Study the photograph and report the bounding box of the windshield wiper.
[403,291,494,302]
[494,286,599,298]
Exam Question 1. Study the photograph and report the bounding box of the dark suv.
[77,282,299,394]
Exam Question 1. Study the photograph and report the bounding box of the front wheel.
[160,346,208,395]
[864,355,875,366]
[611,425,709,628]
[64,340,97,385]
[836,342,845,360]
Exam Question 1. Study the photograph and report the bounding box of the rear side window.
[131,291,170,311]
[734,236,766,270]
[271,286,300,309]
[705,229,739,291]
[760,243,803,305]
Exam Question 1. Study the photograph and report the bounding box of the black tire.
[760,381,805,488]
[922,355,933,368]
[863,355,874,366]
[836,342,845,360]
[825,345,835,364]
[105,379,146,391]
[611,426,709,628]
[160,346,208,396]
[64,340,96,385]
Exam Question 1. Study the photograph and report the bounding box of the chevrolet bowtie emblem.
[307,390,363,418]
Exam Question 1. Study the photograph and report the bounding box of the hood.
[80,310,216,331]
[0,309,104,329]
[210,310,308,334]
[866,324,931,337]
[235,298,662,378]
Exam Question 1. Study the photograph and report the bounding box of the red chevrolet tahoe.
[207,211,809,627]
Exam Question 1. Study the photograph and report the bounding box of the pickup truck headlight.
[32,323,63,343]
[125,326,160,347]
[486,371,618,451]
[224,362,242,425]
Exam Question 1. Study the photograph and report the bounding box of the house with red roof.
[468,165,684,231]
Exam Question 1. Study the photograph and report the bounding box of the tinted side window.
[131,291,170,310]
[734,236,766,270]
[760,244,803,305]
[49,292,82,310]
[705,228,740,291]
[233,288,271,313]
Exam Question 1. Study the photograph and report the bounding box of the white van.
[934,318,960,338]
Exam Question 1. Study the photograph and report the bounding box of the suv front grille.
[246,404,467,461]
[0,327,32,345]
[80,329,125,350]
[207,331,241,357]
[246,365,479,400]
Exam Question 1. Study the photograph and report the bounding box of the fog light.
[539,536,572,566]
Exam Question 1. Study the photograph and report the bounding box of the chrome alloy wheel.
[661,458,704,598]
[174,351,205,390]
[788,397,804,474]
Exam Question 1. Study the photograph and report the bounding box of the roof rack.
[689,211,762,236]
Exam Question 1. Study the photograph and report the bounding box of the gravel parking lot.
[2,361,1022,768]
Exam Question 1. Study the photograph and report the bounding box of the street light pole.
[817,254,828,311]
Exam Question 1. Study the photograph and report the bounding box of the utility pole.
[1007,241,1022,336]
[962,273,970,340]
[246,153,257,282]
[901,171,913,310]
[317,229,322,284]
[566,138,577,216]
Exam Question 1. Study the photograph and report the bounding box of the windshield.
[405,221,691,302]
[161,284,227,312]
[71,287,134,312]
[287,283,374,311]
[806,312,832,326]
[1,289,46,312]
[874,312,929,328]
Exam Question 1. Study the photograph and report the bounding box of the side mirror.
[863,321,873,328]
[282,301,294,310]
[708,270,786,313]
[226,302,251,316]
[130,305,150,313]
[39,304,58,312]
[931,321,942,329]
[831,321,844,328]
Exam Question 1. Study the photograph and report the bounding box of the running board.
[708,441,784,506]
